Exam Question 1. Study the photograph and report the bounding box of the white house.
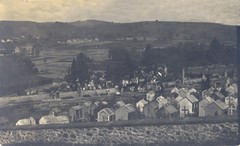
[97,108,115,122]
[225,96,238,115]
[16,117,36,126]
[39,115,69,125]
[178,95,199,117]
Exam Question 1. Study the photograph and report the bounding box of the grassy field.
[32,39,181,79]
[32,45,109,79]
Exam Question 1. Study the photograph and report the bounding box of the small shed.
[97,108,115,122]
[16,117,36,126]
[39,115,69,125]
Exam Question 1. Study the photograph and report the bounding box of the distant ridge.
[0,20,236,42]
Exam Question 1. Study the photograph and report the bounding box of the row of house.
[16,82,238,126]
[68,81,238,123]
[171,85,238,118]
[16,114,69,126]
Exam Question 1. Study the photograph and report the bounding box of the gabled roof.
[171,87,179,93]
[189,88,197,93]
[204,96,213,102]
[164,105,178,114]
[16,117,36,126]
[186,95,199,103]
[215,99,228,110]
[178,88,189,98]
[40,115,69,124]
[175,96,183,102]
[214,91,225,99]
[125,104,136,112]
[100,108,115,115]
[202,90,214,97]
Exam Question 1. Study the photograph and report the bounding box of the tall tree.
[70,53,91,84]
[207,37,223,64]
[141,44,154,67]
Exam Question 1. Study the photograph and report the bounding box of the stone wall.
[0,122,238,145]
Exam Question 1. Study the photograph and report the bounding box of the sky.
[0,0,239,25]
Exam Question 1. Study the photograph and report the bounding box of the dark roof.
[215,99,228,110]
[126,104,136,112]
[164,105,178,114]
[214,91,225,99]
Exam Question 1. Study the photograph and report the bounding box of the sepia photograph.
[0,0,239,145]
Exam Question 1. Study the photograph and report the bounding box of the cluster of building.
[119,66,168,93]
[65,38,101,45]
[16,79,237,127]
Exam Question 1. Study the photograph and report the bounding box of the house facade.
[97,108,115,122]
[115,104,136,121]
[157,105,178,118]
[199,96,213,117]
[178,95,198,118]
[143,101,159,119]
[69,101,98,122]
[205,100,228,116]
[225,96,238,115]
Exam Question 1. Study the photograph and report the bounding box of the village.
[0,62,237,127]
[0,23,238,128]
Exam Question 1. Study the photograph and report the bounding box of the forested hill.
[0,20,236,42]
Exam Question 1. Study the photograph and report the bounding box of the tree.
[207,37,224,64]
[106,49,137,82]
[141,44,154,67]
[70,53,91,84]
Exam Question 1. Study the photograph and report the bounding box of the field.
[32,45,109,79]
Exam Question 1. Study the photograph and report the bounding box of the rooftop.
[186,95,199,103]
[215,99,229,110]
[164,105,178,114]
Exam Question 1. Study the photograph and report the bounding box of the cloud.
[0,0,239,25]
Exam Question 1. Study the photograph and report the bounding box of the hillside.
[0,20,236,42]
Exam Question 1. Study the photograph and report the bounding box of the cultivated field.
[32,45,109,79]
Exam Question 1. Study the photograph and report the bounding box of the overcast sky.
[0,0,239,25]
